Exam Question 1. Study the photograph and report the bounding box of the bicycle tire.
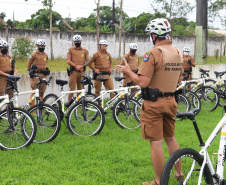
[67,101,105,136]
[184,81,198,92]
[176,94,191,114]
[160,148,213,185]
[26,104,61,143]
[83,92,101,105]
[184,90,201,115]
[112,97,141,129]
[43,93,63,119]
[217,85,226,107]
[195,86,219,112]
[205,79,216,86]
[129,89,141,100]
[0,107,37,150]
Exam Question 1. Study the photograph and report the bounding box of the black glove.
[187,59,192,63]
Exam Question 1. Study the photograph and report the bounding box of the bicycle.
[6,66,61,144]
[176,74,201,115]
[160,107,226,184]
[43,75,105,136]
[0,76,37,150]
[90,75,141,129]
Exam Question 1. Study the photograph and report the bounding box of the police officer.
[182,46,196,80]
[0,40,17,96]
[88,40,114,98]
[67,34,89,100]
[116,18,184,185]
[120,43,139,90]
[27,39,48,106]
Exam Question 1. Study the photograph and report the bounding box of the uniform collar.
[154,39,172,48]
[128,51,136,56]
[99,49,107,54]
[36,50,45,55]
[73,46,82,50]
[1,53,9,57]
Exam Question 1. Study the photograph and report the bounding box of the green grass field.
[0,105,225,185]
[15,56,226,74]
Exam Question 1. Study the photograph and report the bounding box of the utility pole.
[95,0,100,50]
[118,0,123,59]
[49,0,54,60]
[114,24,126,55]
[112,0,115,33]
[195,0,208,64]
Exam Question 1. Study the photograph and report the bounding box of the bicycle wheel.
[195,86,219,112]
[176,94,191,114]
[67,101,105,136]
[205,79,216,86]
[184,90,201,115]
[184,82,198,92]
[160,148,213,185]
[112,97,141,129]
[84,92,101,105]
[26,104,61,143]
[217,85,226,107]
[43,93,62,118]
[0,108,36,150]
[129,89,141,100]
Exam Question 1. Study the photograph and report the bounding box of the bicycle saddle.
[97,76,108,82]
[176,108,200,120]
[56,79,68,86]
[114,77,125,81]
[125,81,133,87]
[214,71,225,78]
[199,68,210,73]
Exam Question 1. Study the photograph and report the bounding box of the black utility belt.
[141,88,174,102]
[100,72,110,75]
[34,70,44,73]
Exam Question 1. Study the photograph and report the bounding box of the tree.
[126,12,166,34]
[30,9,62,29]
[93,5,128,29]
[0,12,6,20]
[149,0,193,34]
[25,0,55,59]
[0,12,6,28]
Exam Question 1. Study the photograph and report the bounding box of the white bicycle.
[160,108,226,184]
[91,75,141,129]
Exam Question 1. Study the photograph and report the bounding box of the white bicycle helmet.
[183,47,190,52]
[73,35,82,42]
[99,40,108,45]
[145,18,171,35]
[129,43,138,50]
[36,39,46,46]
[0,40,9,47]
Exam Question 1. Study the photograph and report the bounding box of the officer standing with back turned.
[116,18,184,185]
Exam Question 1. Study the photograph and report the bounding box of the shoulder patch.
[91,55,93,57]
[67,50,69,53]
[143,53,150,62]
[29,55,32,59]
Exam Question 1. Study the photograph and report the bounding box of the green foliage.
[11,36,35,59]
[100,25,112,33]
[29,9,62,29]
[94,6,128,28]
